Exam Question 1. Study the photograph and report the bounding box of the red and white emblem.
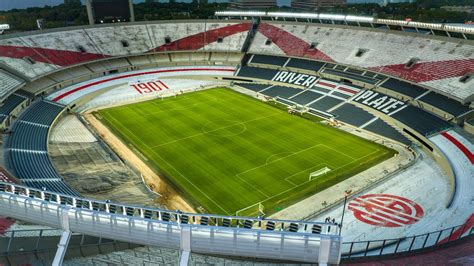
[348,194,424,227]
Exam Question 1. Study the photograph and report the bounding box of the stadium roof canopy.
[215,11,474,38]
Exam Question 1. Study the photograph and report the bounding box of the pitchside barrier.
[342,218,474,259]
[0,182,342,264]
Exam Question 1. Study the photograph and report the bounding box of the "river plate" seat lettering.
[353,90,405,115]
[271,71,318,87]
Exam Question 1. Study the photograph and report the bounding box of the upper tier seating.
[391,106,452,136]
[0,21,250,79]
[249,22,474,101]
[84,25,153,56]
[0,20,471,103]
[421,76,474,102]
[0,70,24,100]
[418,92,472,118]
[7,100,80,196]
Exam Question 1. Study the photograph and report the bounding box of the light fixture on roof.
[319,14,345,21]
[267,12,318,19]
[215,11,265,17]
[345,15,374,23]
[214,11,474,35]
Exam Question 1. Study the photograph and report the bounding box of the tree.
[64,0,82,7]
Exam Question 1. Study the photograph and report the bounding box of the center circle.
[202,119,246,137]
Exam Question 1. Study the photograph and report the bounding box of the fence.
[0,181,342,264]
[342,221,474,259]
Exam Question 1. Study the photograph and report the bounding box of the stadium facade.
[0,12,472,265]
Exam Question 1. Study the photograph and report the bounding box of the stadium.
[0,8,473,266]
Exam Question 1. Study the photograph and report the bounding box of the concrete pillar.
[179,226,191,265]
[86,0,95,25]
[128,0,135,22]
[52,207,72,266]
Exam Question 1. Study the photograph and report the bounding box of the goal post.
[235,202,265,217]
[309,166,332,181]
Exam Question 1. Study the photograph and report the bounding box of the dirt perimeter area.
[84,113,195,213]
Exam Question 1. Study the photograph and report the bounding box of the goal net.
[309,167,332,181]
[235,202,265,217]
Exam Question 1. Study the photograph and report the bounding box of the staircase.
[240,17,260,65]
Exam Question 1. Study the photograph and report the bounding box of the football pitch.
[96,88,395,216]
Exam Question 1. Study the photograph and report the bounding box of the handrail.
[0,181,338,235]
[0,181,342,264]
[342,220,474,259]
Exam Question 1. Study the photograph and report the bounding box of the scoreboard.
[86,0,135,24]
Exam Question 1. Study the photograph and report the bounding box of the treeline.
[416,0,473,8]
[333,3,472,23]
[134,2,228,21]
[0,3,88,32]
[268,3,472,24]
[0,1,227,33]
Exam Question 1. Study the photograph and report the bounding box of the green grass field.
[96,88,395,216]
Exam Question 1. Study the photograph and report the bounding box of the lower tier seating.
[10,122,48,151]
[308,97,344,112]
[363,119,411,146]
[23,179,80,196]
[262,86,302,99]
[381,78,427,99]
[391,106,452,136]
[0,94,28,124]
[237,83,270,92]
[7,100,80,196]
[322,68,378,84]
[250,54,287,66]
[20,101,63,126]
[289,91,323,105]
[237,66,278,80]
[331,104,376,127]
[11,151,60,182]
[418,92,471,118]
[286,58,325,72]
